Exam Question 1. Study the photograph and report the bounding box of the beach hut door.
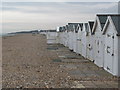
[105,33,114,73]
[95,36,101,66]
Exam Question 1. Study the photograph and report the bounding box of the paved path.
[47,44,118,88]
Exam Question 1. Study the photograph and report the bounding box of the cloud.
[2,2,118,14]
[2,2,118,33]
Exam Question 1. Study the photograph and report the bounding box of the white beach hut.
[92,14,108,67]
[66,25,70,47]
[65,25,69,47]
[67,23,81,51]
[67,23,74,50]
[72,23,81,53]
[58,27,63,44]
[102,15,120,76]
[76,23,83,55]
[61,26,64,45]
[86,21,95,61]
[67,24,72,49]
[81,23,88,58]
[61,26,66,45]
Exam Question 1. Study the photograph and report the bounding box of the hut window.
[89,44,90,46]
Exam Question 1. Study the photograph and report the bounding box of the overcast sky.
[1,2,119,33]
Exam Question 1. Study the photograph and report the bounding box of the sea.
[0,33,16,37]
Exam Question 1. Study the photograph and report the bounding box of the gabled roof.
[85,23,88,29]
[74,23,83,33]
[97,14,108,29]
[111,15,120,35]
[88,21,94,34]
[84,23,88,32]
[89,21,94,31]
[68,23,74,31]
[68,23,80,32]
[93,14,117,34]
[76,23,83,32]
[73,24,79,30]
[78,23,83,30]
[103,15,120,36]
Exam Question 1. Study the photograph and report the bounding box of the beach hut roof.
[111,15,120,35]
[97,14,108,29]
[83,23,89,36]
[88,21,94,34]
[77,23,83,31]
[85,23,88,32]
[88,21,94,31]
[93,14,117,34]
[68,23,75,31]
[103,15,120,36]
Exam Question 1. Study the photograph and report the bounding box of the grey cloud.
[2,2,118,33]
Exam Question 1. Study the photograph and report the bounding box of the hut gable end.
[103,15,120,36]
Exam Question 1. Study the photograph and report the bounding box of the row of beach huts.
[41,14,120,76]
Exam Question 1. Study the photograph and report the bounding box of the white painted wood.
[76,29,81,54]
[86,23,94,61]
[118,36,120,76]
[103,16,119,76]
[73,30,77,52]
[69,31,74,50]
[93,17,105,67]
[76,24,82,54]
[81,23,87,58]
[65,30,68,47]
